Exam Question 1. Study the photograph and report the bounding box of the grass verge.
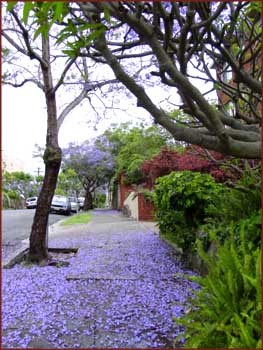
[60,212,92,226]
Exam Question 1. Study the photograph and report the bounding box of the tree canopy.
[56,1,260,158]
[62,142,115,209]
[98,123,175,184]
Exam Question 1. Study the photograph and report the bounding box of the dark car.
[50,195,71,215]
[26,197,38,209]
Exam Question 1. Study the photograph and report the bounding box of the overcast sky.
[2,72,217,176]
[2,83,155,175]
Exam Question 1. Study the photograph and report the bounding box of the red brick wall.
[138,193,155,221]
[119,174,133,208]
[119,174,155,220]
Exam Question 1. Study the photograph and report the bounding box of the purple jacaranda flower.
[2,210,198,348]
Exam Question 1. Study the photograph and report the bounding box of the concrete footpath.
[2,209,197,349]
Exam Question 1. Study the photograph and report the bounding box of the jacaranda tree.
[62,142,115,210]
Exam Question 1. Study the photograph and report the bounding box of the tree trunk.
[29,33,61,263]
[29,148,61,262]
[83,190,93,211]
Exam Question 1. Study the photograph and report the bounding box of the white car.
[68,197,80,213]
[78,197,85,210]
[26,197,38,209]
[50,195,71,215]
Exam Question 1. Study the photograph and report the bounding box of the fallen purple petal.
[2,209,198,348]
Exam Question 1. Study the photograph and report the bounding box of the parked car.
[50,195,71,215]
[68,196,80,213]
[26,197,38,209]
[78,197,85,210]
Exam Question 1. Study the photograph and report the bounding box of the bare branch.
[2,31,28,56]
[53,58,77,93]
[10,9,47,68]
[2,78,44,90]
[57,78,119,130]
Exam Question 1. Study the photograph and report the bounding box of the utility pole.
[35,167,43,176]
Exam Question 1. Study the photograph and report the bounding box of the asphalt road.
[2,209,64,243]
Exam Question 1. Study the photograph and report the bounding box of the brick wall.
[119,174,133,209]
[138,193,155,221]
[118,174,155,221]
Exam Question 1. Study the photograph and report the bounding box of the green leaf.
[33,26,43,41]
[104,8,111,23]
[40,2,54,14]
[23,2,35,25]
[6,1,18,11]
[214,82,220,90]
[32,21,51,41]
[53,2,65,22]
[62,49,77,59]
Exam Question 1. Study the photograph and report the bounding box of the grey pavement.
[2,209,197,348]
[2,209,63,242]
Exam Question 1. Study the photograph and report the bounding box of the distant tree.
[56,168,82,197]
[62,142,115,210]
[3,171,34,198]
[98,123,175,184]
[2,170,42,208]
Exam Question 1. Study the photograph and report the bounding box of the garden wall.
[138,193,155,221]
[118,173,155,221]
[123,191,155,221]
[123,191,138,220]
[119,174,133,208]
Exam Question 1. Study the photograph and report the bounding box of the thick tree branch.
[77,1,261,158]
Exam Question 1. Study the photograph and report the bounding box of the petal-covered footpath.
[2,209,198,348]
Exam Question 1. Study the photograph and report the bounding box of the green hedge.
[153,171,224,252]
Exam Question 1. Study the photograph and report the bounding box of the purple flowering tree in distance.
[62,142,115,210]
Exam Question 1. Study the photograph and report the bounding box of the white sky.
[2,74,216,176]
[2,83,155,175]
